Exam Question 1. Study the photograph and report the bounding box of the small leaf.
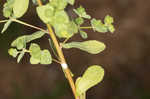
[49,0,68,10]
[11,36,26,50]
[3,0,14,18]
[62,40,106,54]
[104,15,114,25]
[29,43,41,61]
[13,0,29,18]
[73,6,91,19]
[1,19,12,33]
[26,31,46,43]
[67,21,78,34]
[53,10,69,24]
[8,48,19,58]
[3,7,12,18]
[53,21,77,38]
[79,30,88,39]
[53,23,72,38]
[17,51,25,63]
[40,50,52,64]
[91,18,107,33]
[52,11,76,38]
[75,17,84,25]
[75,65,104,96]
[11,31,45,49]
[30,56,40,64]
[36,4,54,24]
[108,24,115,33]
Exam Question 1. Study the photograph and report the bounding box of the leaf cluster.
[1,0,115,98]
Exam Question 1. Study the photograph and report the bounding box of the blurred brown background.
[0,0,150,99]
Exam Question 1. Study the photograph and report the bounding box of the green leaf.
[73,6,91,19]
[13,0,29,18]
[40,50,52,64]
[53,10,69,24]
[108,24,115,33]
[3,0,14,18]
[104,15,114,25]
[62,40,106,54]
[67,21,78,34]
[52,10,76,38]
[30,56,40,64]
[8,48,19,58]
[11,36,26,50]
[49,0,68,10]
[104,15,115,33]
[29,43,41,61]
[53,21,78,38]
[1,19,12,34]
[75,65,104,96]
[3,7,12,18]
[51,10,78,38]
[36,4,54,24]
[53,23,72,38]
[79,30,88,39]
[91,18,107,33]
[75,17,84,25]
[17,51,25,63]
[26,31,46,43]
[11,31,45,49]
[65,0,75,5]
[52,10,78,38]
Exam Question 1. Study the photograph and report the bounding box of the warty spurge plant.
[0,0,115,99]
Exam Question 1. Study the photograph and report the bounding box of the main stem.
[37,0,78,99]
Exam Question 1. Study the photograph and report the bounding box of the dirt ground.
[0,0,150,99]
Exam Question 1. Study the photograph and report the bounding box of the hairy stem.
[37,0,78,99]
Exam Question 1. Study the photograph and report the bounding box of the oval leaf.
[53,10,69,24]
[104,15,114,25]
[91,18,108,33]
[3,0,14,18]
[29,43,41,61]
[40,50,52,64]
[75,65,104,96]
[30,56,40,64]
[79,30,88,39]
[73,6,91,19]
[11,36,26,50]
[108,24,115,33]
[8,48,18,58]
[49,0,68,10]
[17,51,25,63]
[36,4,54,24]
[75,17,84,25]
[13,0,29,18]
[62,40,106,54]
